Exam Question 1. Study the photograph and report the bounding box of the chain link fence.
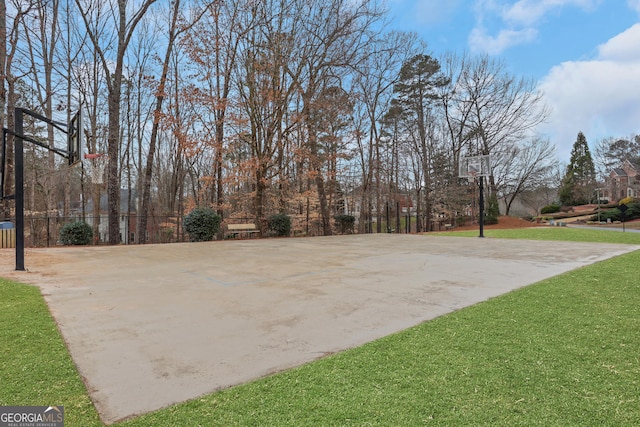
[10,215,188,247]
[5,212,446,248]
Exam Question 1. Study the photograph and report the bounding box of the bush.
[334,214,355,234]
[540,204,561,214]
[183,207,221,242]
[268,213,291,237]
[592,203,640,222]
[484,194,500,225]
[619,196,637,206]
[60,221,93,245]
[622,202,640,221]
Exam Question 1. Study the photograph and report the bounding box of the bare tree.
[0,1,5,130]
[236,0,298,229]
[290,0,385,235]
[75,0,157,244]
[593,134,640,180]
[21,0,63,243]
[438,52,474,178]
[1,1,33,218]
[492,137,557,215]
[352,31,418,232]
[181,0,253,219]
[457,55,548,197]
[137,0,210,244]
[1,0,10,217]
[122,17,156,240]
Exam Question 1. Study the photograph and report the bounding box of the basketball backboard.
[67,111,82,166]
[459,154,491,178]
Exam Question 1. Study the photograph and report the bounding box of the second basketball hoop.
[84,153,109,184]
[459,154,491,180]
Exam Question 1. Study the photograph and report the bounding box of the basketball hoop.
[459,155,491,181]
[83,153,108,184]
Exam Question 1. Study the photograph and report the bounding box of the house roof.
[623,159,640,169]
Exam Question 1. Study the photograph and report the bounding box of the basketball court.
[2,234,637,424]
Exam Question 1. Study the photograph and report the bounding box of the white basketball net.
[84,154,108,184]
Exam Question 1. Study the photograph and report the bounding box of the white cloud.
[628,0,640,13]
[504,0,600,26]
[539,23,640,159]
[597,22,640,62]
[413,0,461,25]
[469,26,538,55]
[470,0,601,54]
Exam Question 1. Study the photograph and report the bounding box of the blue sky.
[386,0,640,161]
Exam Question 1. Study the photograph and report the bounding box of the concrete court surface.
[2,234,638,424]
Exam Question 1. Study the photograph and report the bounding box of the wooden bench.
[227,223,260,238]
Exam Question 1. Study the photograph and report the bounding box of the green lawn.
[436,226,640,244]
[2,228,639,426]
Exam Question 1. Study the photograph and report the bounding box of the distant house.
[606,160,639,202]
[396,194,414,214]
[84,189,137,243]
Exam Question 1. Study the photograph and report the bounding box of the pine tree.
[485,193,500,224]
[559,132,596,205]
[392,54,449,231]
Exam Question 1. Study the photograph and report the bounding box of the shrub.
[484,194,500,225]
[592,203,640,223]
[334,214,355,234]
[597,209,621,222]
[622,202,640,221]
[60,221,93,245]
[619,196,637,206]
[183,207,221,242]
[540,204,561,214]
[268,213,291,237]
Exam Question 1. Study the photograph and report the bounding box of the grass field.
[436,226,640,244]
[2,228,639,426]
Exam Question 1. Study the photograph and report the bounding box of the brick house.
[606,160,640,202]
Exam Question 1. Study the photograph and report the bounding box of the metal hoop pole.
[479,176,484,238]
[15,108,25,270]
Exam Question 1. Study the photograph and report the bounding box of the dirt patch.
[0,248,69,283]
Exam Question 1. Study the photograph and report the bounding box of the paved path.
[3,234,637,424]
[567,223,640,232]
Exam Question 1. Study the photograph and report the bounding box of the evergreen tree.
[484,193,500,225]
[391,54,449,231]
[559,132,596,205]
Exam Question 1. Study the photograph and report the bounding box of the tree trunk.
[138,1,179,244]
[308,133,332,236]
[255,164,267,232]
[107,73,122,244]
[76,0,157,244]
